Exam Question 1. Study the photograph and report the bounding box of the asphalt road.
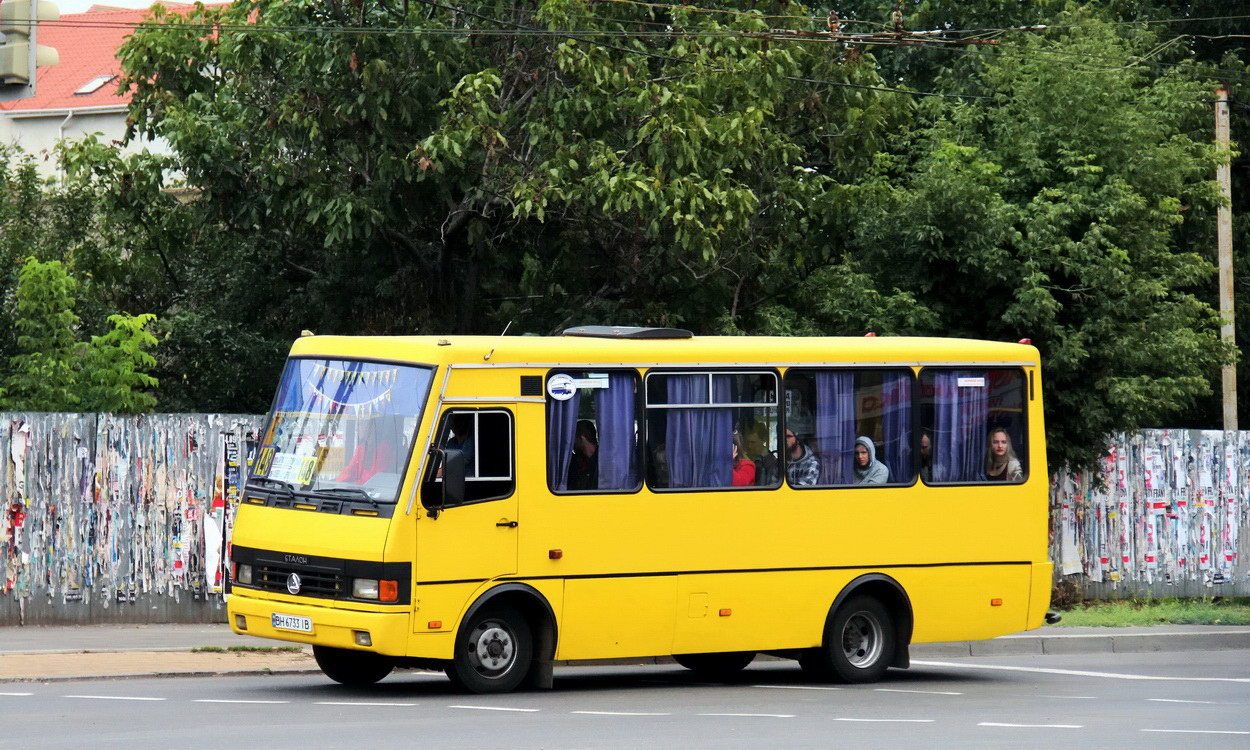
[5,650,1248,749]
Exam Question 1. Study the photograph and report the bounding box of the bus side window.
[918,368,1027,484]
[422,409,515,507]
[546,370,642,494]
[783,368,914,488]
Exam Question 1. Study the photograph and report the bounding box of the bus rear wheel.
[446,605,533,694]
[672,651,756,680]
[312,645,395,686]
[800,594,895,684]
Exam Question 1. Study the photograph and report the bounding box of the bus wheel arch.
[801,574,913,681]
[456,583,558,691]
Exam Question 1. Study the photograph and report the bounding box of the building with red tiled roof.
[0,3,196,174]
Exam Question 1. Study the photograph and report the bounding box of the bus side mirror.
[441,448,466,507]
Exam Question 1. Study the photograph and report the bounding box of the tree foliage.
[31,0,1233,468]
[1,258,160,413]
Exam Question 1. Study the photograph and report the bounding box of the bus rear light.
[990,598,1003,607]
[353,630,372,647]
[379,580,399,602]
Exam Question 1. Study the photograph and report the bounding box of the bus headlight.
[235,564,253,585]
[353,578,380,599]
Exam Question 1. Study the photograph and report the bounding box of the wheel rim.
[467,619,516,678]
[841,610,884,669]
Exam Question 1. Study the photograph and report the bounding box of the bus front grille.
[254,564,344,598]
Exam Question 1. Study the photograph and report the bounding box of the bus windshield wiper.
[315,487,378,506]
[249,477,295,499]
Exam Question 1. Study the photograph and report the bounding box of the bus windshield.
[251,358,435,503]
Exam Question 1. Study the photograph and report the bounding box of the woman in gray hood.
[854,436,890,485]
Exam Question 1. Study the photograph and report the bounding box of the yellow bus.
[227,327,1052,693]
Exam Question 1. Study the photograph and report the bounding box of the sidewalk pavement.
[1,623,1248,683]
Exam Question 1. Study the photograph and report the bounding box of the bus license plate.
[271,613,313,633]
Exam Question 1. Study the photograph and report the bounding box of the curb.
[0,668,325,684]
[911,631,1250,658]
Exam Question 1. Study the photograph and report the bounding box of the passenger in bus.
[985,428,1024,482]
[785,426,819,486]
[567,420,599,491]
[854,436,889,485]
[731,433,756,487]
[445,413,476,476]
[919,430,933,483]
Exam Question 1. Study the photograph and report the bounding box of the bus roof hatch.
[561,325,694,340]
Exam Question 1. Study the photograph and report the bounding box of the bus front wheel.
[672,651,756,680]
[801,594,895,683]
[446,605,533,694]
[313,645,395,686]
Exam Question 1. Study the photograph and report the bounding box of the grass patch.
[191,645,305,654]
[1053,597,1250,627]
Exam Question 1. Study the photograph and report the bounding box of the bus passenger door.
[416,408,518,585]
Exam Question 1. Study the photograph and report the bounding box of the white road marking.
[64,695,165,701]
[1142,729,1250,735]
[448,705,540,712]
[875,688,963,695]
[913,660,1250,683]
[1036,694,1098,699]
[979,722,1083,729]
[1147,698,1219,704]
[699,712,795,718]
[315,701,418,707]
[753,684,843,691]
[193,699,289,704]
[571,711,673,716]
[0,692,34,696]
[835,718,935,723]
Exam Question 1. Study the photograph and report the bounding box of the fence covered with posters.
[1051,429,1250,598]
[4,417,1249,625]
[1,413,261,625]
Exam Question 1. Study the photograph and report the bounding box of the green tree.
[79,313,160,413]
[852,15,1233,467]
[1,257,161,413]
[4,258,81,411]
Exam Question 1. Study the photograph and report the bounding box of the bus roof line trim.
[448,361,1036,369]
[442,397,547,404]
[562,325,694,339]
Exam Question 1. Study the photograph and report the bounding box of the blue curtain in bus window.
[666,375,732,488]
[814,371,855,485]
[880,372,912,483]
[595,372,637,490]
[931,370,988,482]
[548,385,579,491]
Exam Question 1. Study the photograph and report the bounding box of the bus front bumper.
[228,593,410,656]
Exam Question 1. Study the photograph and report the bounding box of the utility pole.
[1215,86,1237,431]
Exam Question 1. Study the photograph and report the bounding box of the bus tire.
[672,651,755,680]
[803,594,895,684]
[447,605,533,694]
[312,645,394,686]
